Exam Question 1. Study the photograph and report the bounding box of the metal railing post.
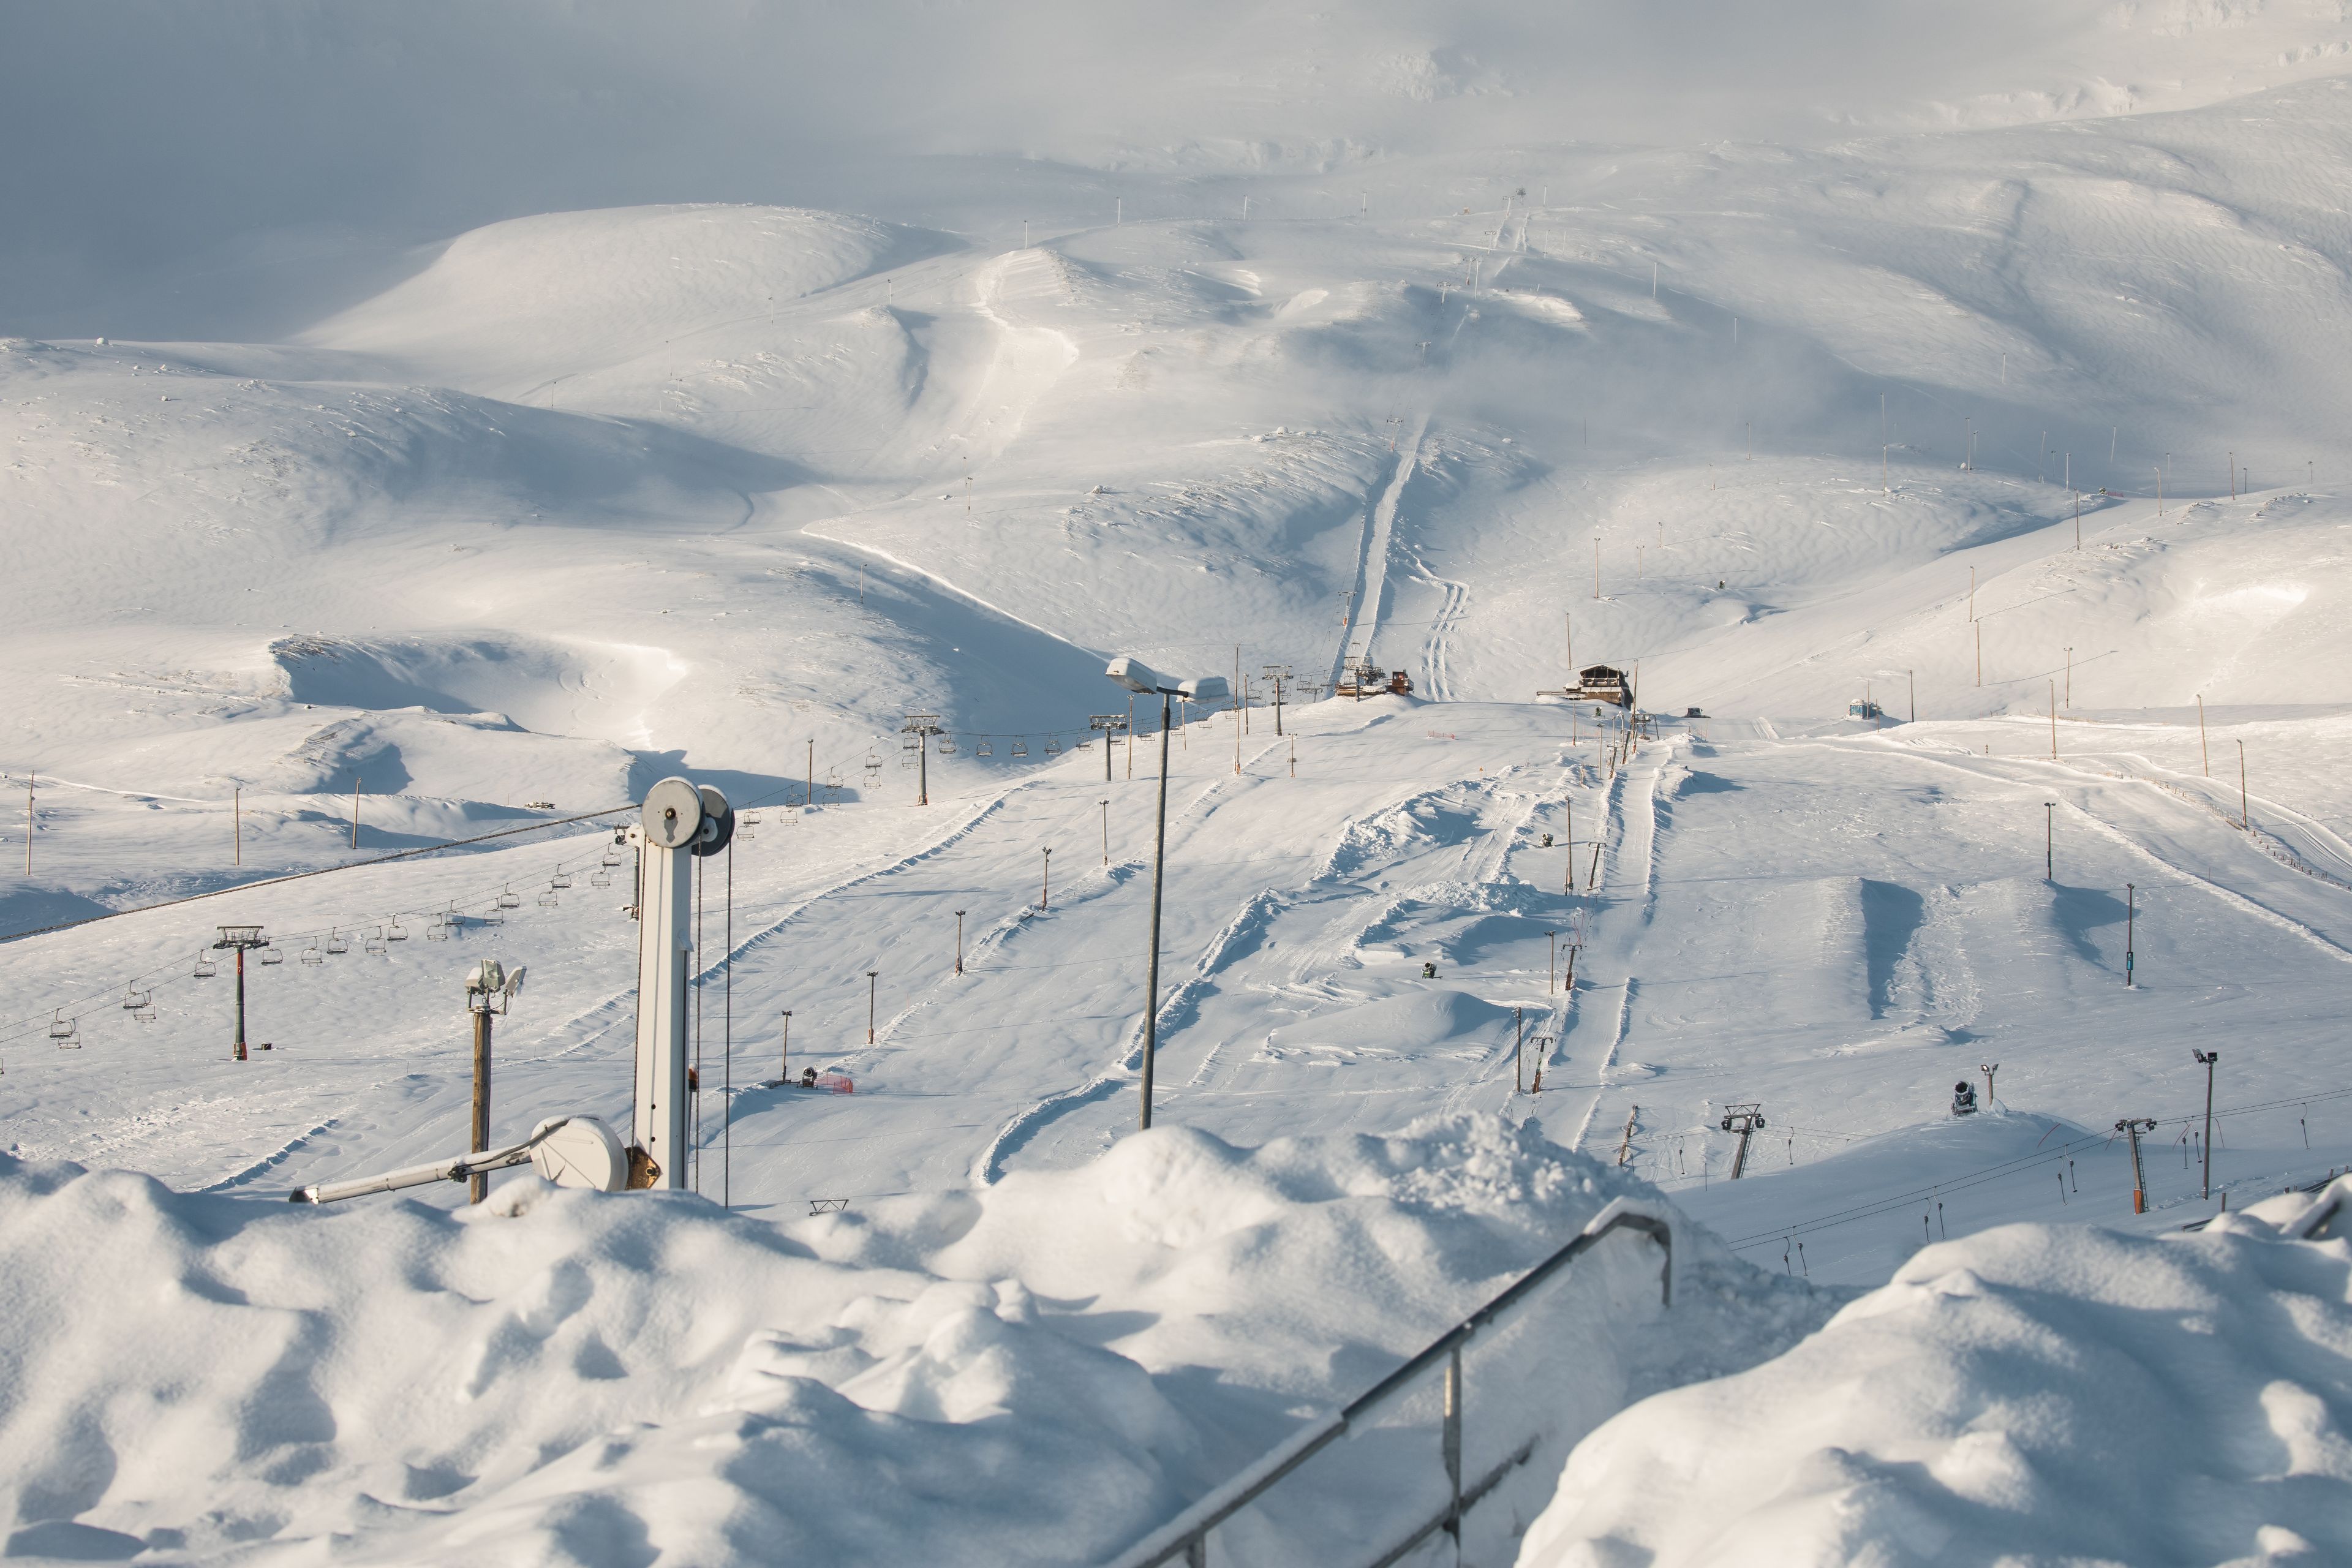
[1442,1344,1464,1564]
[1099,1202,1672,1568]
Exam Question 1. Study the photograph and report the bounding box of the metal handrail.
[1102,1198,1674,1568]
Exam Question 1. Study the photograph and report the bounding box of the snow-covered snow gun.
[288,1115,626,1204]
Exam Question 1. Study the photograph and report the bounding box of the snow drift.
[0,1117,1817,1566]
[1518,1180,2352,1567]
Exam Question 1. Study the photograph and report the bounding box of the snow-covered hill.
[7,3,2352,1564]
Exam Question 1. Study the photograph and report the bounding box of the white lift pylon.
[625,776,733,1189]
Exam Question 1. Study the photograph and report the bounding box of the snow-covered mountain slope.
[8,3,2352,1564]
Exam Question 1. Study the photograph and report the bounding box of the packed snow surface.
[7,2,2352,1564]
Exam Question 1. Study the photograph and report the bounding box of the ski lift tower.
[1719,1103,1766,1180]
[902,714,943,805]
[212,925,271,1061]
[1261,665,1293,734]
[1088,714,1129,781]
[625,777,734,1188]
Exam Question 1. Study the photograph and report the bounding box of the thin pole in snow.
[2125,883,2136,987]
[2238,740,2250,828]
[867,971,877,1043]
[2195,1049,2219,1200]
[2198,695,2210,775]
[350,774,361,849]
[234,786,241,867]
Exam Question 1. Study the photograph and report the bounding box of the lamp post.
[2194,1048,2219,1200]
[1106,656,1232,1130]
[463,958,526,1204]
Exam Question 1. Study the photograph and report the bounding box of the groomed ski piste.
[6,4,2352,1564]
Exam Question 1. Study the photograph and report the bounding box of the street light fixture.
[1106,657,1232,1130]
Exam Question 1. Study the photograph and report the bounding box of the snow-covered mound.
[0,1117,1820,1566]
[1518,1180,2352,1567]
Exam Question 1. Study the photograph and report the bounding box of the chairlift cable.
[0,804,635,946]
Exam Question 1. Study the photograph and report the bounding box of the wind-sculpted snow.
[0,1120,1814,1567]
[1520,1181,2352,1567]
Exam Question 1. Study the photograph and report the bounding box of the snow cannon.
[289,1115,626,1204]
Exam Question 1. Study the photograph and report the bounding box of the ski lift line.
[0,805,637,947]
[0,835,628,1049]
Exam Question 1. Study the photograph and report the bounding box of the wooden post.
[470,1004,492,1204]
[1618,1106,1638,1166]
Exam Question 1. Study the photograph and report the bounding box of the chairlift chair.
[385,921,407,942]
[364,929,388,957]
[938,736,959,755]
[134,1005,156,1024]
[258,944,285,964]
[1011,737,1030,758]
[590,869,613,888]
[496,886,522,910]
[193,952,219,979]
[325,929,349,956]
[978,737,993,757]
[48,1011,78,1048]
[301,940,324,965]
[600,846,624,869]
[550,871,573,890]
[538,888,560,908]
[1045,737,1063,755]
[121,986,151,1011]
[424,910,450,942]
